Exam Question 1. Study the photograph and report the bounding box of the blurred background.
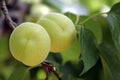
[0,0,119,80]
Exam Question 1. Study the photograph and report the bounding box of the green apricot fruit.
[9,22,51,66]
[37,13,76,52]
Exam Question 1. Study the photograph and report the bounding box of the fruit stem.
[41,61,62,80]
[0,0,16,29]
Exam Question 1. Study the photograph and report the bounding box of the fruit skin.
[9,22,50,66]
[37,13,76,52]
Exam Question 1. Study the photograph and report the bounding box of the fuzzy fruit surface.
[9,22,51,66]
[37,13,76,52]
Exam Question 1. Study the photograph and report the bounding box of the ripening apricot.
[9,22,51,66]
[37,13,76,52]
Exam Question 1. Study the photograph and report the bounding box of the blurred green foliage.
[1,0,120,80]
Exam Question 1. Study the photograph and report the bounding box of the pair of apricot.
[9,13,76,66]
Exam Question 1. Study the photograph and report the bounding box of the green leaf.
[107,2,120,50]
[65,14,102,44]
[96,16,114,45]
[64,12,80,24]
[79,16,102,44]
[8,66,30,80]
[80,60,103,80]
[100,57,112,80]
[80,27,99,75]
[61,37,81,64]
[99,42,120,80]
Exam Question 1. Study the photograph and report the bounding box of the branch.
[0,0,16,29]
[41,61,62,80]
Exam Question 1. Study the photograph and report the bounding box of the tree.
[0,0,120,80]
